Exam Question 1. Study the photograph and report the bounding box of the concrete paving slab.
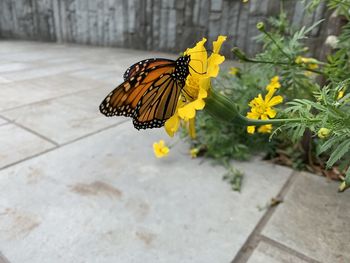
[0,122,292,263]
[0,62,90,82]
[68,68,122,86]
[0,117,7,126]
[2,86,124,144]
[247,241,309,263]
[262,172,350,263]
[0,124,55,169]
[0,75,107,111]
[0,63,30,73]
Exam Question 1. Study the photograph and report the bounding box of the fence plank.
[0,0,329,58]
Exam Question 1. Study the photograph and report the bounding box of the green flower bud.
[232,47,248,61]
[317,128,331,139]
[256,22,265,31]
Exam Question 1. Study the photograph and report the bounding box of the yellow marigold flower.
[246,83,283,134]
[190,148,199,158]
[164,36,226,138]
[229,67,239,75]
[153,140,170,158]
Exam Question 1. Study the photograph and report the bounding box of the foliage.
[187,1,350,191]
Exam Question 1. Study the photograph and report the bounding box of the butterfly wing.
[100,60,176,119]
[123,58,175,80]
[133,74,182,129]
[100,55,190,130]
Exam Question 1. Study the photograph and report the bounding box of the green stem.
[205,89,319,126]
[237,115,305,126]
[245,58,325,75]
[263,30,292,61]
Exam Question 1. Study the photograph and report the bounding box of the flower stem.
[244,58,325,75]
[205,89,318,126]
[262,30,292,61]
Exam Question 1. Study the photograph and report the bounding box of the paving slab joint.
[259,235,323,263]
[231,170,301,263]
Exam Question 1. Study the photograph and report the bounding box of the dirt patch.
[70,181,122,199]
[0,208,40,240]
[136,230,156,246]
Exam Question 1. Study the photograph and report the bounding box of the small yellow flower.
[190,148,199,158]
[229,67,239,75]
[153,140,170,158]
[246,81,283,134]
[337,89,345,100]
[295,56,318,65]
[318,128,331,139]
[295,56,319,76]
[257,124,272,133]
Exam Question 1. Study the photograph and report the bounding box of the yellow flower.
[266,76,281,92]
[190,148,199,158]
[295,56,319,76]
[229,67,239,75]
[153,140,170,158]
[164,36,226,138]
[246,82,283,134]
[337,89,345,100]
[295,56,318,65]
[318,128,331,139]
[258,124,272,133]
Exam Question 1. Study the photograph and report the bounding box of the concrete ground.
[0,40,349,263]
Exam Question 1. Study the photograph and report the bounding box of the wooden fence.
[0,0,328,57]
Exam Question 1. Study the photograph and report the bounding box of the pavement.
[0,40,349,263]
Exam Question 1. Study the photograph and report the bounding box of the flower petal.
[247,111,259,119]
[207,54,225,77]
[197,87,208,99]
[247,126,256,134]
[258,124,272,133]
[267,95,283,107]
[212,35,227,54]
[165,114,180,137]
[185,38,208,76]
[199,78,211,91]
[178,103,196,120]
[265,108,277,118]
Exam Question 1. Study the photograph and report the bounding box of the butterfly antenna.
[189,60,207,75]
[182,87,194,100]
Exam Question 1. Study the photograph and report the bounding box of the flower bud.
[232,47,248,61]
[256,22,265,31]
[317,128,331,139]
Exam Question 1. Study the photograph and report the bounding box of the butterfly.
[99,55,191,130]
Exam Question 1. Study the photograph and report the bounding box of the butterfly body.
[99,55,191,130]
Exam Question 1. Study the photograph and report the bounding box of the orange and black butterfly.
[99,55,191,130]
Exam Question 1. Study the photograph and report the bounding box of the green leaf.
[345,166,350,184]
[326,139,350,168]
[318,136,342,154]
